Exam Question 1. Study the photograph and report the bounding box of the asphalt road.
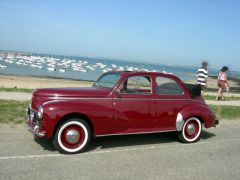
[0,120,240,180]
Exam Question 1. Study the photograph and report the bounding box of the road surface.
[0,120,239,180]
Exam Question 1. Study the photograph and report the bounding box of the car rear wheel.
[53,119,91,154]
[177,117,202,143]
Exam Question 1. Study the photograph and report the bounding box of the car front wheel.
[177,117,202,143]
[53,119,91,154]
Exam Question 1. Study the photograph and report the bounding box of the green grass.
[203,95,240,101]
[209,105,240,119]
[0,87,33,93]
[0,100,29,124]
[0,99,239,125]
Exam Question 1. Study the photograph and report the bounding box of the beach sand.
[0,73,239,95]
[0,74,93,89]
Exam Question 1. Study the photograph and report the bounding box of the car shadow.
[201,130,216,140]
[34,137,56,152]
[87,132,177,152]
[33,130,216,153]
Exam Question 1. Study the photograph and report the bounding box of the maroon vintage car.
[26,71,218,153]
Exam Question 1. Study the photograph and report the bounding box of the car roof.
[109,71,182,81]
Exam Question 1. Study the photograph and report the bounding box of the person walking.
[216,66,229,101]
[197,61,208,91]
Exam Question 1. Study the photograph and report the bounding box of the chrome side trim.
[49,97,193,101]
[51,97,113,100]
[176,113,184,131]
[96,129,176,137]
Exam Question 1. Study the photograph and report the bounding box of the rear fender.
[176,103,216,131]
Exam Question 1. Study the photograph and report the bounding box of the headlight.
[37,106,44,119]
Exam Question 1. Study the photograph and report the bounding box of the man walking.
[197,61,208,90]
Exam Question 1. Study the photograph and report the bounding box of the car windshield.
[94,73,121,88]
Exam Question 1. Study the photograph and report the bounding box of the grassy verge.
[0,100,239,125]
[0,87,33,93]
[0,100,29,124]
[209,105,240,119]
[203,95,240,100]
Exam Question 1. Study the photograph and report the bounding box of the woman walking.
[216,66,229,101]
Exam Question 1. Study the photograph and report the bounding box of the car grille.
[27,107,42,128]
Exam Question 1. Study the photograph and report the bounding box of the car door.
[155,76,190,131]
[113,75,157,134]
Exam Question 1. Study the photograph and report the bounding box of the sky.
[0,0,239,71]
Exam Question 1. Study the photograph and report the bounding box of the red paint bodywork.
[28,71,217,139]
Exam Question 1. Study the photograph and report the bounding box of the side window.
[122,76,151,94]
[156,77,183,95]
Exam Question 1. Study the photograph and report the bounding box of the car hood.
[33,87,112,98]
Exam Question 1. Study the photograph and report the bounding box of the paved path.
[0,91,240,106]
[205,100,240,106]
[0,92,32,101]
[0,120,239,179]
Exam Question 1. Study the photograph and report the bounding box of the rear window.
[156,77,183,95]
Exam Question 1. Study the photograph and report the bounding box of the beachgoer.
[197,61,208,90]
[216,66,229,101]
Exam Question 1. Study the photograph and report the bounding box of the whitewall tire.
[177,117,202,143]
[53,119,91,154]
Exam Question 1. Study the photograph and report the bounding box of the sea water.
[0,53,239,81]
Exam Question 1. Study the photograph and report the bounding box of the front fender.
[176,103,216,131]
[42,99,114,138]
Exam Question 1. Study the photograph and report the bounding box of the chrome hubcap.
[66,130,80,144]
[187,124,196,135]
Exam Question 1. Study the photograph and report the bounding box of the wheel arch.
[53,112,95,139]
[176,113,205,131]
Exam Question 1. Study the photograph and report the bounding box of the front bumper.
[25,107,46,138]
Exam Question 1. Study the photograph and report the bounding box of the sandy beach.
[0,74,93,89]
[0,73,239,96]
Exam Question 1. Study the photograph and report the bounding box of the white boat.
[16,61,23,65]
[85,66,95,71]
[0,64,7,69]
[30,64,39,68]
[127,67,134,71]
[59,69,66,73]
[79,69,87,72]
[111,64,117,68]
[72,67,80,71]
[47,67,56,71]
[116,67,124,71]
